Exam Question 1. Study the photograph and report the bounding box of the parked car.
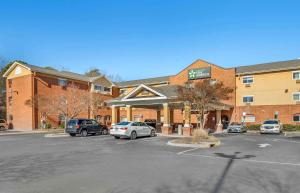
[227,122,247,133]
[260,120,283,134]
[110,121,156,140]
[66,119,109,137]
[0,119,7,130]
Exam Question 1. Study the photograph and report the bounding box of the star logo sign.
[189,70,196,79]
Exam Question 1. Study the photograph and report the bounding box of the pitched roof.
[150,85,179,98]
[236,59,300,75]
[116,76,171,87]
[3,61,111,83]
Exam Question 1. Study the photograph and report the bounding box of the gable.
[121,84,167,101]
[6,63,32,79]
[92,76,113,87]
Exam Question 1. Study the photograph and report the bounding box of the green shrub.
[45,123,52,129]
[246,124,260,131]
[58,124,65,129]
[282,124,300,132]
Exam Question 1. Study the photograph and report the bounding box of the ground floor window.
[242,115,256,123]
[120,115,127,122]
[293,114,300,122]
[134,115,142,122]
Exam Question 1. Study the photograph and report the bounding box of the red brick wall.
[235,104,300,125]
[6,75,34,130]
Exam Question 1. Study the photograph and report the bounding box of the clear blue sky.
[1,0,300,81]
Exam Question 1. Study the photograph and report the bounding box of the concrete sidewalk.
[0,129,64,136]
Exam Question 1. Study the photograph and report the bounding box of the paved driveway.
[0,133,299,193]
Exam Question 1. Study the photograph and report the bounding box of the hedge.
[246,124,300,132]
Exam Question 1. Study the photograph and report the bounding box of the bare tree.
[177,80,233,132]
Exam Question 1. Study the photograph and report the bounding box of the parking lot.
[0,133,299,193]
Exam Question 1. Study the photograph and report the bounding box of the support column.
[126,105,132,122]
[156,109,161,123]
[183,102,192,136]
[111,105,120,126]
[162,103,172,135]
[215,109,223,133]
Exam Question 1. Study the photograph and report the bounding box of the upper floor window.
[120,89,127,95]
[293,71,300,80]
[58,78,67,87]
[293,92,300,101]
[243,96,254,103]
[293,114,300,122]
[94,85,102,92]
[242,76,254,84]
[104,87,111,92]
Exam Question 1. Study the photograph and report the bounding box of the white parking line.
[117,137,161,144]
[177,147,202,155]
[180,153,300,167]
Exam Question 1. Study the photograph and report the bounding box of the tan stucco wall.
[236,70,300,106]
[7,64,32,79]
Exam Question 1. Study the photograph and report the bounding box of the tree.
[85,68,102,77]
[177,79,234,132]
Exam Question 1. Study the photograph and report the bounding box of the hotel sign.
[188,67,211,80]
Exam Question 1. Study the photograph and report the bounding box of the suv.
[0,119,7,131]
[66,119,108,137]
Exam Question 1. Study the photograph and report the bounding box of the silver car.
[260,120,283,134]
[110,121,156,140]
[227,122,247,133]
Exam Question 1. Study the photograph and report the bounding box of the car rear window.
[67,120,78,126]
[117,122,130,126]
[263,120,278,124]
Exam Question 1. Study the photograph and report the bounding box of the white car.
[260,120,283,134]
[110,121,156,140]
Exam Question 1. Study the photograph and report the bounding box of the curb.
[167,139,220,148]
[44,133,70,138]
[0,131,48,136]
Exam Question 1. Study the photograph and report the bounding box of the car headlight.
[275,125,280,129]
[260,126,264,129]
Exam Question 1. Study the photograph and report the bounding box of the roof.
[3,61,112,83]
[116,76,171,87]
[236,59,300,75]
[150,85,179,98]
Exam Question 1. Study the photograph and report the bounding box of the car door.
[91,120,101,133]
[131,122,140,136]
[141,122,151,136]
[85,119,94,133]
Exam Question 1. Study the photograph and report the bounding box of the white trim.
[292,92,300,101]
[121,84,167,101]
[2,62,31,77]
[242,95,254,103]
[292,71,300,80]
[242,76,254,84]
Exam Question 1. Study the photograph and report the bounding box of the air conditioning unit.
[296,79,300,84]
[245,83,251,87]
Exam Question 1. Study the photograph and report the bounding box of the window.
[293,114,300,122]
[293,92,300,101]
[242,115,255,123]
[120,89,127,95]
[243,96,254,103]
[58,78,67,87]
[293,71,300,80]
[94,85,102,92]
[242,76,254,84]
[104,87,111,92]
[8,79,12,88]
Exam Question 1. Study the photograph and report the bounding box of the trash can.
[178,124,183,135]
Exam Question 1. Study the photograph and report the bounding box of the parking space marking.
[117,137,161,144]
[177,147,202,155]
[180,153,300,167]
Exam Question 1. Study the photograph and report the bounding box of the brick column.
[183,102,192,136]
[111,105,119,125]
[126,105,132,122]
[215,109,223,132]
[162,103,172,135]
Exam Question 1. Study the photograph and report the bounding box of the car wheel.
[69,133,76,137]
[102,129,108,135]
[114,136,120,139]
[150,129,155,137]
[80,130,88,137]
[130,131,137,140]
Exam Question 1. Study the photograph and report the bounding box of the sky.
[0,0,300,81]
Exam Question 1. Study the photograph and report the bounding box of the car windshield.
[263,120,278,124]
[230,122,241,125]
[117,122,130,126]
